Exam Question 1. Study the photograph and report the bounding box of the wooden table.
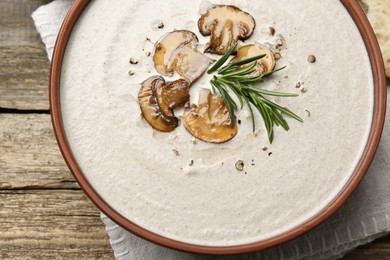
[0,1,389,259]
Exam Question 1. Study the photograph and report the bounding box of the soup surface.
[60,0,373,245]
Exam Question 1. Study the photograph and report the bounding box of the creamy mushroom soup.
[60,0,373,245]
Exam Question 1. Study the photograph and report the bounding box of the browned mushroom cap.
[184,88,237,143]
[139,76,189,132]
[198,5,256,55]
[153,30,213,83]
[231,43,275,76]
[154,78,190,118]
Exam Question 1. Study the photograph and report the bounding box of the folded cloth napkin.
[33,1,389,259]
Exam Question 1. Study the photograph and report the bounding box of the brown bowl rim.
[50,0,387,255]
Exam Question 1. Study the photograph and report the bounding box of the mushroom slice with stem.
[153,30,213,83]
[184,88,237,143]
[198,5,256,55]
[138,76,179,132]
[230,43,276,76]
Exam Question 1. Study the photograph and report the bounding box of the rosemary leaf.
[220,61,258,78]
[224,81,244,109]
[207,43,238,74]
[218,54,266,74]
[262,66,287,77]
[244,86,299,97]
[244,95,256,131]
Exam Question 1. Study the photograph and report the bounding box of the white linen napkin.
[32,1,389,259]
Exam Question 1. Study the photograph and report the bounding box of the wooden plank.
[0,45,51,110]
[0,0,51,110]
[0,189,113,259]
[0,0,52,47]
[0,113,114,258]
[344,235,390,259]
[0,113,78,189]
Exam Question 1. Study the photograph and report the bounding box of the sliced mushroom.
[154,78,190,118]
[139,76,190,132]
[230,43,275,76]
[198,5,256,55]
[153,30,213,83]
[153,30,197,76]
[184,88,237,143]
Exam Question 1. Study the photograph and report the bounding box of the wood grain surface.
[0,0,388,259]
[0,0,51,110]
[0,0,114,259]
[0,114,77,190]
[0,190,112,259]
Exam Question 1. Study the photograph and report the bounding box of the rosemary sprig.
[209,45,303,143]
